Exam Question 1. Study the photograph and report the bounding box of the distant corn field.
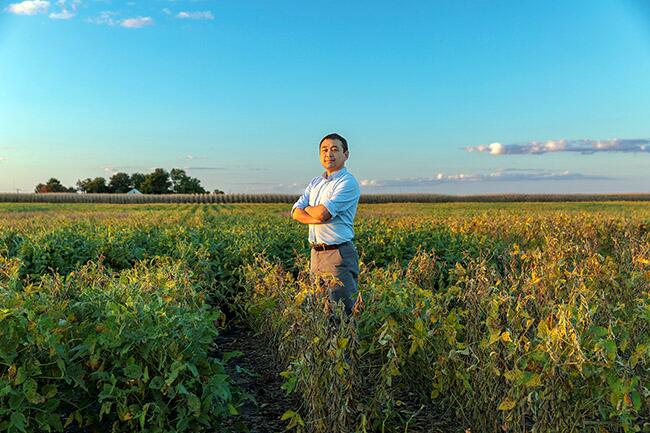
[0,192,650,204]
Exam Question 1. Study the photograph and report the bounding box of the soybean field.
[1,202,649,433]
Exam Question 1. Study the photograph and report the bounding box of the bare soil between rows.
[214,323,300,433]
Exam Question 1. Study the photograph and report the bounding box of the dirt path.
[214,323,299,433]
[213,323,451,433]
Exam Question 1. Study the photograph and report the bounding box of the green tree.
[130,173,146,191]
[109,172,132,193]
[76,177,110,193]
[170,168,206,194]
[35,178,76,193]
[141,168,172,194]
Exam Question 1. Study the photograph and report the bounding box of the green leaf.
[630,343,648,368]
[124,363,142,380]
[148,376,164,390]
[10,411,26,432]
[602,339,617,362]
[280,371,297,394]
[139,403,151,430]
[186,363,199,378]
[630,390,641,411]
[281,410,298,421]
[47,413,63,432]
[42,384,57,400]
[176,383,188,396]
[222,351,242,363]
[281,410,305,429]
[56,358,66,377]
[165,361,185,386]
[589,326,608,337]
[187,394,201,414]
[100,401,112,419]
[23,379,44,404]
[14,367,27,385]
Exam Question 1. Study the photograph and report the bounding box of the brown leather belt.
[310,241,349,251]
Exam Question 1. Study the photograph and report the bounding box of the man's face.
[319,138,348,173]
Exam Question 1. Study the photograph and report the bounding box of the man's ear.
[344,150,349,160]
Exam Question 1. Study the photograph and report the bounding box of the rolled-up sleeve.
[322,177,360,219]
[291,182,311,216]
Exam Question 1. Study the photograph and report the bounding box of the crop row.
[1,203,649,432]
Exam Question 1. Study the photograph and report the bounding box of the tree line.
[35,168,224,194]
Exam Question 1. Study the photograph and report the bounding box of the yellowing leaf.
[488,329,501,346]
[504,369,522,382]
[497,397,517,411]
[522,372,541,388]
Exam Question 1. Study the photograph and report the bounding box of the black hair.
[319,133,348,153]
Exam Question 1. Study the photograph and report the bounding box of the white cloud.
[0,157,8,162]
[488,142,504,155]
[49,9,73,18]
[359,169,608,188]
[184,154,210,161]
[120,16,153,28]
[162,7,171,15]
[48,0,79,19]
[101,165,145,174]
[85,10,117,25]
[6,0,50,15]
[465,138,650,155]
[184,166,225,171]
[176,10,214,20]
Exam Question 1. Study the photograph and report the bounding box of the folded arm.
[290,182,321,225]
[289,179,337,225]
[291,207,323,225]
[304,205,332,223]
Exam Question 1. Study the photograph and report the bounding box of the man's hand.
[291,207,323,225]
[305,205,332,223]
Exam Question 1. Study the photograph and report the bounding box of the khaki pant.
[310,241,360,315]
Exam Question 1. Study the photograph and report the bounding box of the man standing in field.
[291,133,361,315]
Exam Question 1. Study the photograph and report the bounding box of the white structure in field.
[127,188,142,195]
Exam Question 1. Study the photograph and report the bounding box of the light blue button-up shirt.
[291,166,361,245]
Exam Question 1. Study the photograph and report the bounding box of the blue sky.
[1,0,649,194]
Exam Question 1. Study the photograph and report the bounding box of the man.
[291,133,361,315]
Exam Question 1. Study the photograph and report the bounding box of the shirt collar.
[321,166,348,181]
